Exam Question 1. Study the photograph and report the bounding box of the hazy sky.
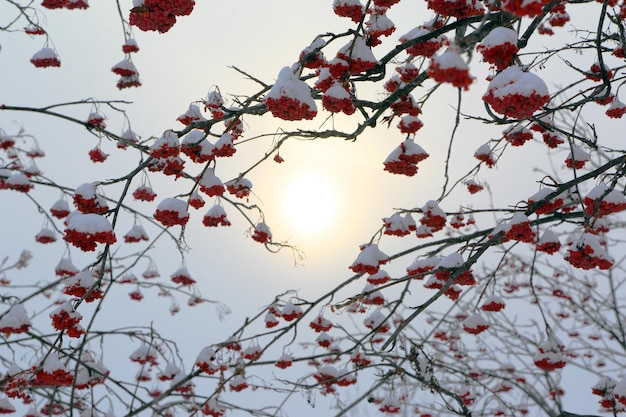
[0,1,621,416]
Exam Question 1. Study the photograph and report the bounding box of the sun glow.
[283,172,337,235]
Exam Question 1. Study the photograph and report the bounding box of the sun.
[283,172,337,235]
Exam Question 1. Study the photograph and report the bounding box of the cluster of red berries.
[170,268,196,286]
[533,339,567,371]
[265,95,317,122]
[502,0,550,16]
[566,235,613,270]
[130,0,195,33]
[132,185,157,202]
[251,222,272,243]
[153,199,190,227]
[349,243,389,275]
[383,139,429,177]
[332,0,365,22]
[41,0,88,10]
[202,205,231,227]
[30,48,61,68]
[503,125,533,146]
[477,28,519,71]
[427,49,473,90]
[426,0,484,18]
[480,295,506,312]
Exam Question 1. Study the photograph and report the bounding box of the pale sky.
[0,1,622,416]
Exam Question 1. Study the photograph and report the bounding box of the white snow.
[479,26,518,48]
[486,65,549,98]
[266,65,317,112]
[156,198,189,217]
[66,213,113,233]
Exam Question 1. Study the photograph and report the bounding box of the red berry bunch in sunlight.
[176,104,205,125]
[132,185,157,202]
[322,83,355,115]
[117,75,142,90]
[30,353,74,387]
[212,133,237,158]
[564,145,589,169]
[251,222,272,243]
[332,0,365,22]
[150,130,180,159]
[533,338,567,371]
[24,24,46,35]
[153,198,190,227]
[229,375,248,392]
[433,252,475,286]
[42,0,88,9]
[310,315,334,332]
[395,63,420,83]
[465,179,484,194]
[64,270,103,302]
[504,213,536,243]
[503,124,533,146]
[420,200,447,232]
[383,213,414,237]
[129,0,195,33]
[73,183,108,214]
[35,227,56,244]
[226,178,253,199]
[111,59,139,77]
[122,38,139,53]
[536,229,561,254]
[299,38,327,69]
[462,313,489,334]
[187,190,205,209]
[265,66,317,121]
[586,62,613,82]
[195,347,219,375]
[426,0,484,18]
[88,145,108,163]
[64,213,117,252]
[202,205,231,227]
[527,188,564,214]
[427,47,473,90]
[606,98,626,119]
[350,243,389,275]
[335,36,378,75]
[501,0,550,16]
[476,27,519,70]
[383,139,429,176]
[281,302,303,321]
[30,48,61,68]
[397,115,424,134]
[378,394,401,414]
[275,353,293,369]
[474,143,496,168]
[399,26,447,58]
[198,169,225,197]
[49,301,85,338]
[565,233,613,270]
[480,295,506,312]
[170,267,196,286]
[180,131,214,163]
[366,11,396,46]
[390,94,421,116]
[123,224,150,243]
[584,184,626,217]
[483,66,550,119]
[0,305,31,335]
